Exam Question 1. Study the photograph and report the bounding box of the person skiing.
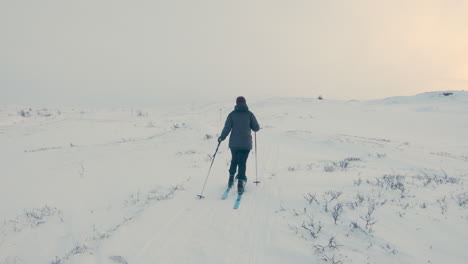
[218,96,260,194]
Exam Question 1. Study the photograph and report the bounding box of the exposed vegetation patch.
[283,170,466,263]
[324,158,362,172]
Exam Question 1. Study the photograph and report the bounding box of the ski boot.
[237,180,245,194]
[228,175,234,188]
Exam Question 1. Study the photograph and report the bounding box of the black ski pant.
[229,149,250,181]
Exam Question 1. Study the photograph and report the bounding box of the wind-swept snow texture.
[1,91,467,263]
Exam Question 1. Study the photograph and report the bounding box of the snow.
[0,91,467,263]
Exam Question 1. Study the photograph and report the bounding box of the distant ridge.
[370,90,468,104]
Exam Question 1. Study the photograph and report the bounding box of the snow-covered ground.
[1,91,467,264]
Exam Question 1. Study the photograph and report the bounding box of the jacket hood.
[234,103,249,112]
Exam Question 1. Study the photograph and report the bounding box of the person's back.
[221,101,259,150]
[218,96,260,194]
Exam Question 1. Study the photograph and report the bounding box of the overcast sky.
[1,0,467,106]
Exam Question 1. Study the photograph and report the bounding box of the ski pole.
[197,141,221,199]
[253,132,260,185]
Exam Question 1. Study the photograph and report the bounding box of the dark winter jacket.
[219,103,260,150]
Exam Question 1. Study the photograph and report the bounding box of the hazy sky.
[1,0,467,106]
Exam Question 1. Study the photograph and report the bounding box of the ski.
[233,193,243,209]
[221,187,232,200]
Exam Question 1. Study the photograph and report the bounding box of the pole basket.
[196,195,205,199]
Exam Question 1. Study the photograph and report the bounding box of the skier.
[218,96,260,194]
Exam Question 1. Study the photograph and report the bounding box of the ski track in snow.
[130,142,282,264]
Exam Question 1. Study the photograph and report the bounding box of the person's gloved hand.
[218,137,223,143]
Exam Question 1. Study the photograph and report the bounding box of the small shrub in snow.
[369,152,387,158]
[92,225,111,240]
[350,221,363,231]
[324,157,361,172]
[360,204,377,232]
[376,153,386,158]
[304,193,319,205]
[313,238,343,263]
[301,216,322,239]
[172,122,186,129]
[69,244,89,255]
[344,157,361,162]
[18,109,31,117]
[397,200,410,217]
[322,199,329,213]
[288,224,299,235]
[319,253,343,264]
[292,209,302,216]
[331,203,343,224]
[436,196,448,214]
[382,174,405,192]
[356,193,365,205]
[345,201,357,210]
[325,190,342,203]
[354,178,362,186]
[327,235,342,249]
[313,244,326,254]
[453,192,468,207]
[384,244,397,255]
[335,160,349,169]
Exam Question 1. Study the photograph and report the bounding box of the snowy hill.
[0,93,467,264]
[371,90,468,105]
